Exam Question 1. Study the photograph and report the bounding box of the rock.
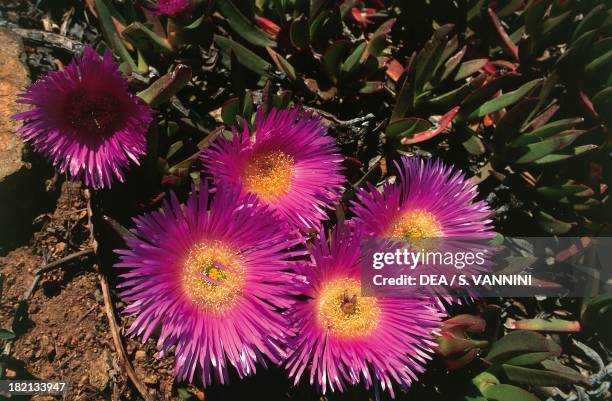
[0,28,28,182]
[0,29,59,256]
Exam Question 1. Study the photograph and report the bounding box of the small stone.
[144,374,158,386]
[134,350,146,361]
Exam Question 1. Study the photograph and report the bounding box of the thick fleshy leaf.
[481,384,541,401]
[0,329,15,340]
[538,211,575,234]
[340,42,367,76]
[221,97,241,126]
[514,130,585,164]
[464,79,543,121]
[386,118,432,141]
[267,47,297,81]
[454,59,488,81]
[94,0,140,73]
[122,22,173,54]
[323,40,351,82]
[290,18,309,49]
[512,319,580,333]
[485,330,560,365]
[137,64,192,107]
[401,107,460,145]
[217,0,277,47]
[214,35,271,76]
[511,118,584,147]
[502,363,588,387]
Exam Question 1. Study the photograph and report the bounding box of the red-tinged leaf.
[386,118,432,141]
[266,47,297,81]
[487,8,519,62]
[443,314,487,333]
[511,319,580,333]
[386,59,404,81]
[443,348,480,370]
[255,16,280,39]
[401,106,459,145]
[351,7,376,26]
[217,0,276,47]
[485,330,561,365]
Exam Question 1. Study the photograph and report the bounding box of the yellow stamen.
[389,209,442,240]
[181,242,244,314]
[317,278,379,337]
[243,151,294,202]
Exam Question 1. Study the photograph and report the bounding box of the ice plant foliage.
[351,157,494,241]
[150,0,191,16]
[114,182,303,386]
[201,107,344,230]
[13,47,152,189]
[285,225,445,397]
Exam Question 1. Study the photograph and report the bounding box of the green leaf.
[502,363,587,387]
[94,0,140,73]
[481,384,541,401]
[366,18,395,57]
[340,42,367,76]
[504,352,555,366]
[217,0,277,47]
[493,99,539,148]
[0,328,15,340]
[266,47,297,81]
[322,40,351,82]
[533,144,597,164]
[572,4,608,42]
[585,49,612,76]
[536,183,592,197]
[385,118,432,142]
[290,18,309,49]
[414,24,454,91]
[592,86,612,113]
[122,22,174,54]
[485,330,560,365]
[358,81,384,94]
[465,79,543,121]
[538,211,575,234]
[458,73,521,121]
[514,130,585,164]
[511,118,584,147]
[454,59,488,81]
[221,97,241,126]
[215,35,271,76]
[524,0,553,36]
[137,65,192,107]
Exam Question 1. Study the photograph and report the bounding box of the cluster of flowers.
[14,48,493,396]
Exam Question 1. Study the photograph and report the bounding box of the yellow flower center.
[389,209,442,240]
[181,242,245,314]
[317,278,379,337]
[243,151,295,202]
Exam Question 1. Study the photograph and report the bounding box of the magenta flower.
[115,182,303,386]
[351,157,493,241]
[150,0,191,16]
[13,47,152,189]
[285,225,445,397]
[201,107,344,230]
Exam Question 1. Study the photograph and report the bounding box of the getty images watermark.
[360,237,612,298]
